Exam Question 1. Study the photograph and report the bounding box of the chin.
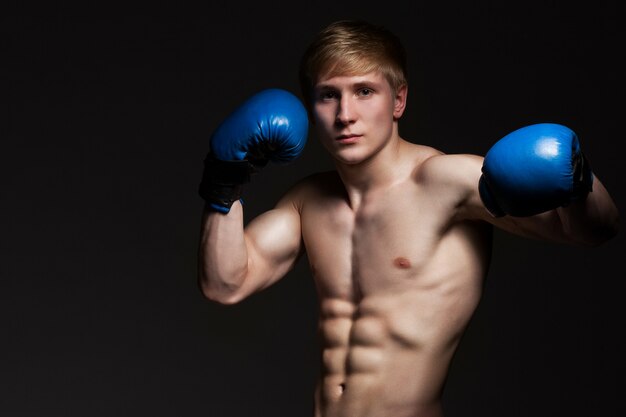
[330,148,372,166]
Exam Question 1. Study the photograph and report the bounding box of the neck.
[335,134,410,208]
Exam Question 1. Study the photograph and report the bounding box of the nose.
[335,96,356,125]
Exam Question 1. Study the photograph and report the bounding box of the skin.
[198,71,619,417]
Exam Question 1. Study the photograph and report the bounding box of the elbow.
[200,282,246,305]
[574,216,620,248]
[205,292,245,306]
[592,218,620,247]
[589,199,621,246]
[593,208,620,246]
[198,272,247,305]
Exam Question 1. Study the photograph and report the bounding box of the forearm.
[195,88,308,303]
[556,176,619,246]
[479,123,619,246]
[198,201,249,303]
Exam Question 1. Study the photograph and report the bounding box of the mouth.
[336,134,361,144]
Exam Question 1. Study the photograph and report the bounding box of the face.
[311,71,407,165]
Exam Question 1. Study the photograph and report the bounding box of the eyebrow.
[315,79,383,91]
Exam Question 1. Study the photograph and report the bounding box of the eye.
[358,88,373,97]
[319,90,339,101]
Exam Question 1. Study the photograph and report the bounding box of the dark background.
[2,2,624,416]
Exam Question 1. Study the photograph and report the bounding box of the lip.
[336,134,361,144]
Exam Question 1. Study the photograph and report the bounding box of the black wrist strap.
[571,151,594,202]
[198,154,252,209]
[201,154,252,185]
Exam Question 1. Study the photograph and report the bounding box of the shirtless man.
[197,20,619,417]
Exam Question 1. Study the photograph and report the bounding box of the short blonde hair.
[299,20,408,107]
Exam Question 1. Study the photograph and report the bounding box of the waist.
[315,378,445,417]
[319,343,454,408]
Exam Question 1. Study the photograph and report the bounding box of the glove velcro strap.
[198,155,253,211]
[201,154,252,185]
[478,174,506,217]
[571,151,594,202]
[199,182,244,210]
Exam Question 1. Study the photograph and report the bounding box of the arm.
[454,124,618,246]
[472,167,618,246]
[198,191,304,305]
[196,88,309,304]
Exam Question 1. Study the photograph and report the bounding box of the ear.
[393,84,408,120]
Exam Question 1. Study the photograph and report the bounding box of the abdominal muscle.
[313,269,483,417]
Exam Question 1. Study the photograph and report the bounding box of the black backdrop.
[2,2,625,416]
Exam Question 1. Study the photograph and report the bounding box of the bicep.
[239,193,304,295]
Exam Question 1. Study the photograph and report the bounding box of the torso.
[297,146,492,417]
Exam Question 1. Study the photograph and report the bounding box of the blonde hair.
[299,20,408,107]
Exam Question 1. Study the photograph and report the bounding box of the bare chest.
[301,184,467,298]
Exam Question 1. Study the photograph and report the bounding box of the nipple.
[393,257,411,269]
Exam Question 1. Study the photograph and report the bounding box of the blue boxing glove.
[478,123,593,217]
[198,88,309,213]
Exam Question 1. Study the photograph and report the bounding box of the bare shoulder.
[410,148,489,220]
[416,151,484,189]
[290,170,343,194]
[276,170,344,210]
